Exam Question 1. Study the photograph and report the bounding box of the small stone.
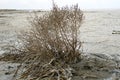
[8,66,14,69]
[5,72,11,75]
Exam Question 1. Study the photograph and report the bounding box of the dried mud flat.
[0,10,120,80]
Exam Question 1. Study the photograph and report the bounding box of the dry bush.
[26,3,83,63]
[12,3,83,80]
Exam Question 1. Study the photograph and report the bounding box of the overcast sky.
[0,0,120,10]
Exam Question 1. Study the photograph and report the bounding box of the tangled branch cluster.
[9,2,83,80]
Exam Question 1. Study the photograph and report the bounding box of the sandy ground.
[0,10,120,80]
[0,61,19,80]
[80,10,120,55]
